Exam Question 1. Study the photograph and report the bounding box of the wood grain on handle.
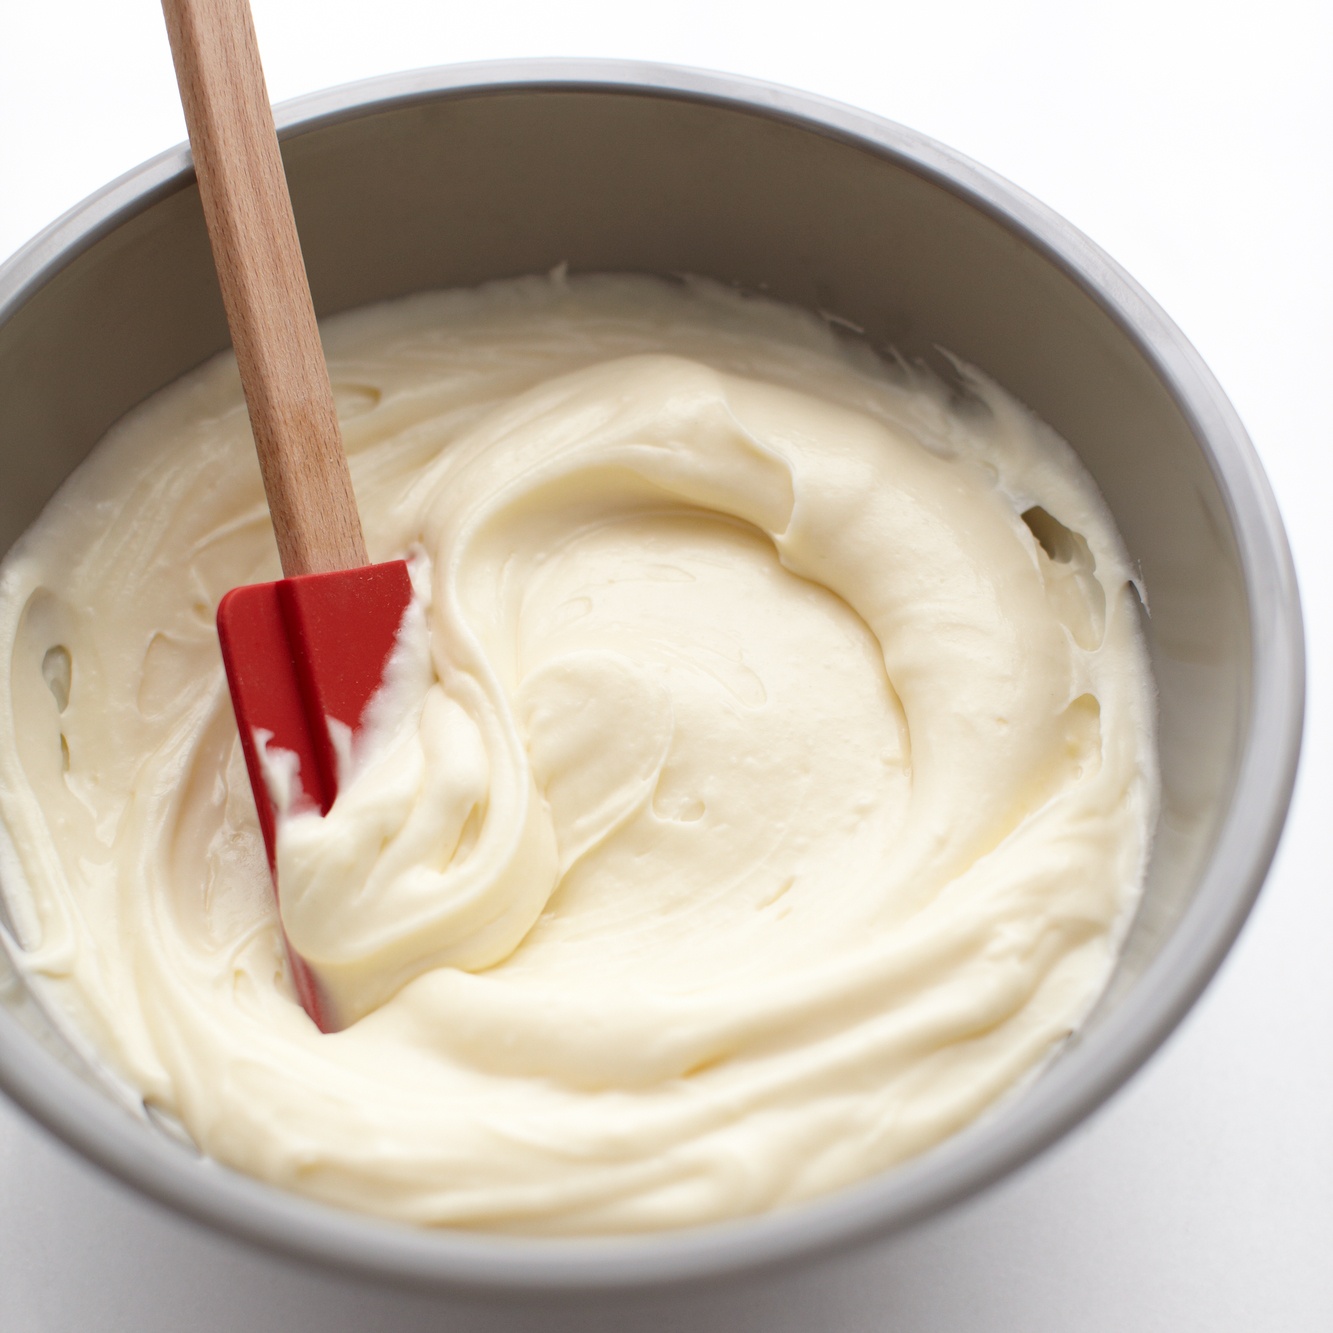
[162,0,367,577]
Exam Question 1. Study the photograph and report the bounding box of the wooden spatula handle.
[162,0,367,577]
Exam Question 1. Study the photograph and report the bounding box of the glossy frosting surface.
[0,275,1155,1232]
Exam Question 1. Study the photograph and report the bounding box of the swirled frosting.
[0,274,1155,1232]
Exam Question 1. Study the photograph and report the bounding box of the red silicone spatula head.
[217,563,413,1030]
[162,0,414,1028]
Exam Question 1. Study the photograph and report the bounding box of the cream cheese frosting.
[0,273,1156,1233]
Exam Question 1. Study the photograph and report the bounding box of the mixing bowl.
[0,61,1303,1294]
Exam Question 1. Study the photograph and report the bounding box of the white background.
[1,2,1329,1328]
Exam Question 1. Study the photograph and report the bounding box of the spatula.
[162,0,414,1030]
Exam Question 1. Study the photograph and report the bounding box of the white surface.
[1,1,1329,1328]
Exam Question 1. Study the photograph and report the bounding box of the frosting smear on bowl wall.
[0,274,1156,1233]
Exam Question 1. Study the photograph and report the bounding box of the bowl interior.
[0,71,1286,1288]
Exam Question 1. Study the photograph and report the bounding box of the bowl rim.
[0,58,1305,1295]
